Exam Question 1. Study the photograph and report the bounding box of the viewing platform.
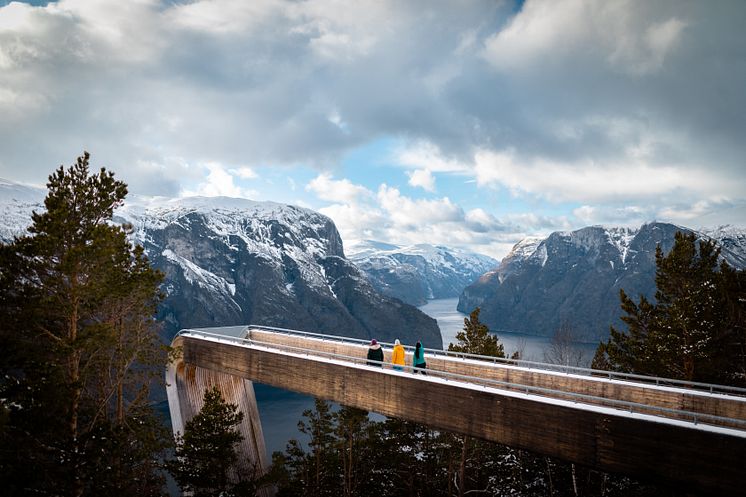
[167,325,746,496]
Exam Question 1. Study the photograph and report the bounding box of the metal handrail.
[176,328,746,431]
[239,324,746,397]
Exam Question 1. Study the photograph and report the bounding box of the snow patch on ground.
[507,237,544,260]
[162,248,239,301]
[532,243,549,267]
[605,226,637,264]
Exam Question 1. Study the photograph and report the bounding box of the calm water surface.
[254,383,315,455]
[421,297,598,363]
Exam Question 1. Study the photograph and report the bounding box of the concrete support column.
[166,358,271,495]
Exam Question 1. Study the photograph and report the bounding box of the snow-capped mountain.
[346,240,498,306]
[459,222,746,341]
[0,180,441,347]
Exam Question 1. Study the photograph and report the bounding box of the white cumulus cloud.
[181,162,256,198]
[407,169,436,192]
[306,173,373,204]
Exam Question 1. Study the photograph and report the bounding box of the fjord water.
[256,297,599,456]
[254,383,316,455]
[420,298,598,363]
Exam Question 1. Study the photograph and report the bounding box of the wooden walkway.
[166,325,746,496]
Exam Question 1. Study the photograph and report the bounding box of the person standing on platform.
[412,341,427,374]
[367,339,384,366]
[392,339,405,371]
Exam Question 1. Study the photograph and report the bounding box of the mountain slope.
[347,240,498,306]
[0,179,43,242]
[0,180,441,348]
[459,222,746,341]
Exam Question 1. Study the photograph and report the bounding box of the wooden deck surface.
[168,330,746,496]
[249,328,746,427]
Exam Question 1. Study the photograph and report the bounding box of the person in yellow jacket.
[392,338,405,371]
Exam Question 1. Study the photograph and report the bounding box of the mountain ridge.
[458,222,746,341]
[347,239,498,306]
[0,180,441,348]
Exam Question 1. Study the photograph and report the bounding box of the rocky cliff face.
[0,181,442,348]
[347,240,498,306]
[458,222,746,341]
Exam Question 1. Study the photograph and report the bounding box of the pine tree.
[301,398,341,497]
[0,152,169,496]
[272,398,341,497]
[596,289,661,376]
[718,262,746,382]
[448,307,505,358]
[335,406,370,497]
[595,231,746,385]
[168,386,255,497]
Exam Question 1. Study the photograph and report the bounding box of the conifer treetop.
[30,151,127,241]
[448,307,505,359]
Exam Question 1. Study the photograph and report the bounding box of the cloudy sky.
[1,0,745,259]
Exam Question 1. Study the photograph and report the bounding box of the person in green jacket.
[412,341,427,374]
